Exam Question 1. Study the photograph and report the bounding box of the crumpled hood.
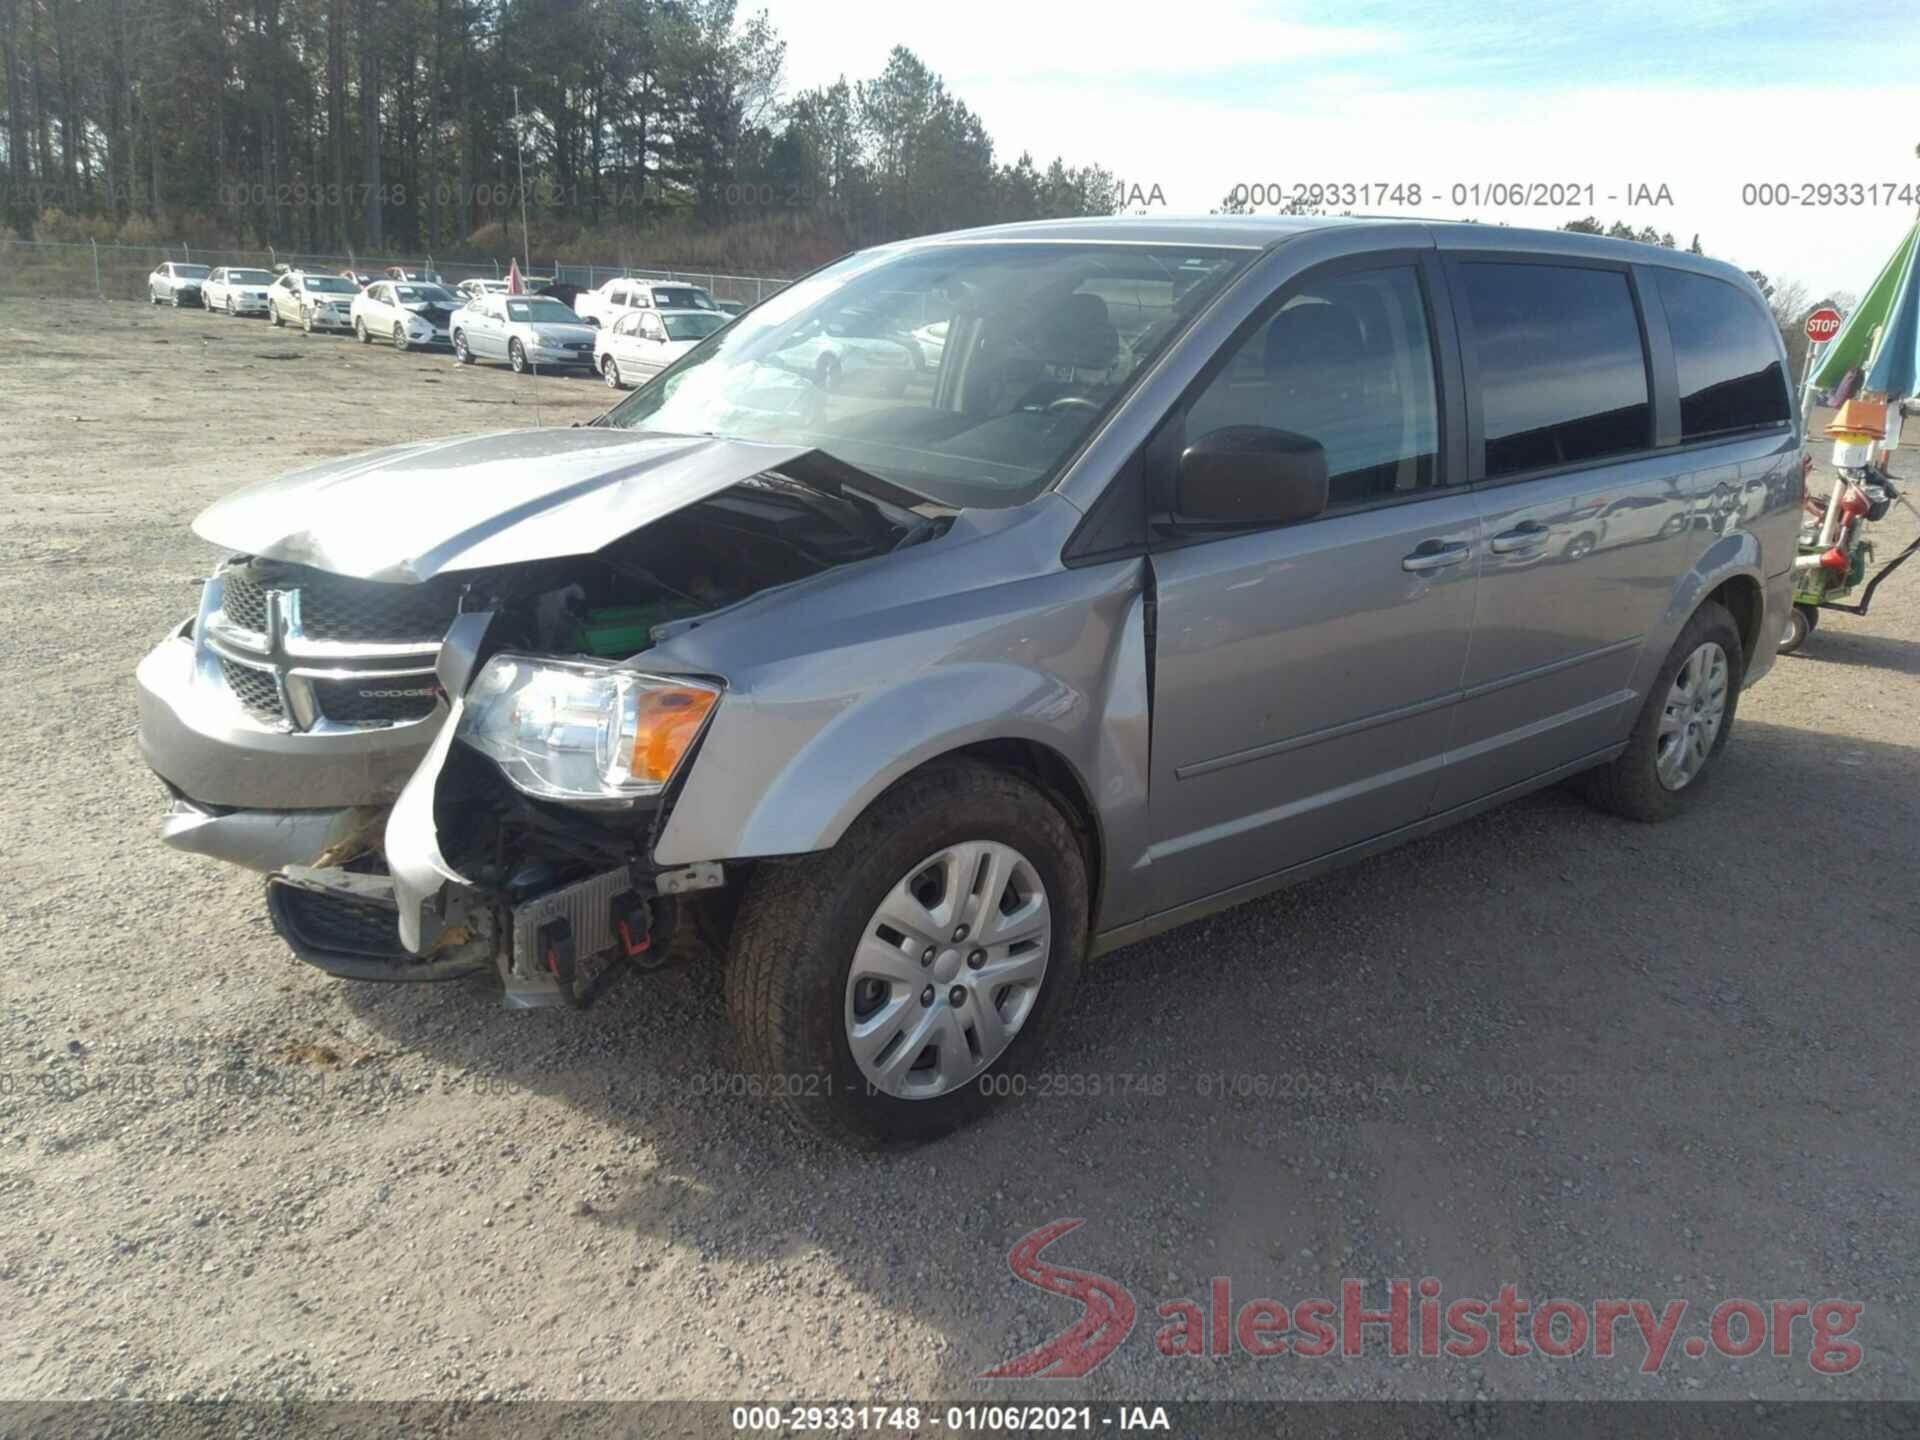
[193,429,817,583]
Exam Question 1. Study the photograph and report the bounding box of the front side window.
[1459,262,1651,479]
[1184,265,1441,509]
[1655,270,1790,440]
[604,241,1253,509]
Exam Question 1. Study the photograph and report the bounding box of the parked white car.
[352,279,458,351]
[198,266,276,316]
[456,278,510,301]
[451,294,598,374]
[147,262,211,307]
[572,277,720,329]
[595,307,728,389]
[267,270,361,333]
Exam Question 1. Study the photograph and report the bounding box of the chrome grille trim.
[196,565,456,734]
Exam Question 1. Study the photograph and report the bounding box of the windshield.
[602,241,1251,508]
[176,265,211,278]
[229,269,273,284]
[303,275,358,294]
[506,298,580,324]
[651,287,715,311]
[663,312,727,342]
[396,284,453,303]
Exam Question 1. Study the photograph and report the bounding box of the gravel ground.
[3,295,1918,1409]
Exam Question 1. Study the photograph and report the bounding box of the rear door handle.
[1488,523,1550,554]
[1401,541,1472,573]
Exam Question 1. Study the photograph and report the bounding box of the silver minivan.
[137,216,1800,1143]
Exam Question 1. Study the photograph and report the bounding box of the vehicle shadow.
[1786,625,1920,677]
[336,715,1920,1397]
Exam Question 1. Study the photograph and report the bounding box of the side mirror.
[1173,426,1329,527]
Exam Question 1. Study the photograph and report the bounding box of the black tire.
[1778,603,1818,656]
[226,295,236,316]
[453,330,474,364]
[602,355,622,389]
[355,318,370,344]
[302,308,314,335]
[725,761,1090,1146]
[270,304,283,328]
[171,292,184,308]
[1578,600,1744,823]
[393,324,408,352]
[509,339,528,374]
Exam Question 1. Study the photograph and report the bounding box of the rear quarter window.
[1654,270,1790,441]
[1459,262,1652,480]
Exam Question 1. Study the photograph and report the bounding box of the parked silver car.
[136,216,1800,1143]
[267,270,360,333]
[451,294,598,373]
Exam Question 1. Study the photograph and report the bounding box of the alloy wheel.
[844,841,1051,1100]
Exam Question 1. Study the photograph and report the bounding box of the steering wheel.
[1044,395,1102,414]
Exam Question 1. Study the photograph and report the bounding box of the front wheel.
[508,339,528,374]
[392,324,409,353]
[355,318,370,344]
[453,331,474,364]
[602,355,622,389]
[1778,603,1818,656]
[302,309,314,335]
[1578,600,1743,822]
[725,761,1088,1146]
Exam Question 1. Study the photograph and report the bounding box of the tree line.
[0,0,1120,271]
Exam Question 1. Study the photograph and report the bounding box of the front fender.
[653,563,1152,927]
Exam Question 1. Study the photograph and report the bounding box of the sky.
[753,0,1920,305]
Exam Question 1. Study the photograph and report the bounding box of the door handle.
[1401,541,1472,573]
[1488,523,1549,554]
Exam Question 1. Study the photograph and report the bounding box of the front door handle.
[1488,522,1550,554]
[1402,541,1472,573]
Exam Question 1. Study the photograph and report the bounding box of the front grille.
[219,570,270,633]
[220,564,460,645]
[220,659,285,722]
[419,305,451,328]
[310,677,440,724]
[298,572,461,644]
[208,562,457,730]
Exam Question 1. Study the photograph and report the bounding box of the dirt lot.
[4,294,1919,1408]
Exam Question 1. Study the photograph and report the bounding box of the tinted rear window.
[1655,270,1789,440]
[1460,263,1651,479]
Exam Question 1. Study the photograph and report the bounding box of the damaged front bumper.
[277,612,725,1006]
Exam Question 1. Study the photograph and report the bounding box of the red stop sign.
[1805,307,1843,343]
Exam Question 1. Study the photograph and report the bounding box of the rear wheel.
[725,761,1088,1146]
[1578,601,1743,822]
[1778,603,1818,656]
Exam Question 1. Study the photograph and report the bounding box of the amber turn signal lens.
[630,685,718,784]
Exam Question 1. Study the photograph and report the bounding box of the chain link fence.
[0,236,789,308]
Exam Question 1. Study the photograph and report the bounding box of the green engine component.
[568,600,707,657]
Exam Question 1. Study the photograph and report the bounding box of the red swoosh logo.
[981,1219,1135,1378]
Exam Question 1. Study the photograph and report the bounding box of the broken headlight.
[456,655,719,806]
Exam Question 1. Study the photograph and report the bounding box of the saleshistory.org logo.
[981,1220,1864,1378]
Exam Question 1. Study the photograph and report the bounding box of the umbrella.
[1810,218,1920,398]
